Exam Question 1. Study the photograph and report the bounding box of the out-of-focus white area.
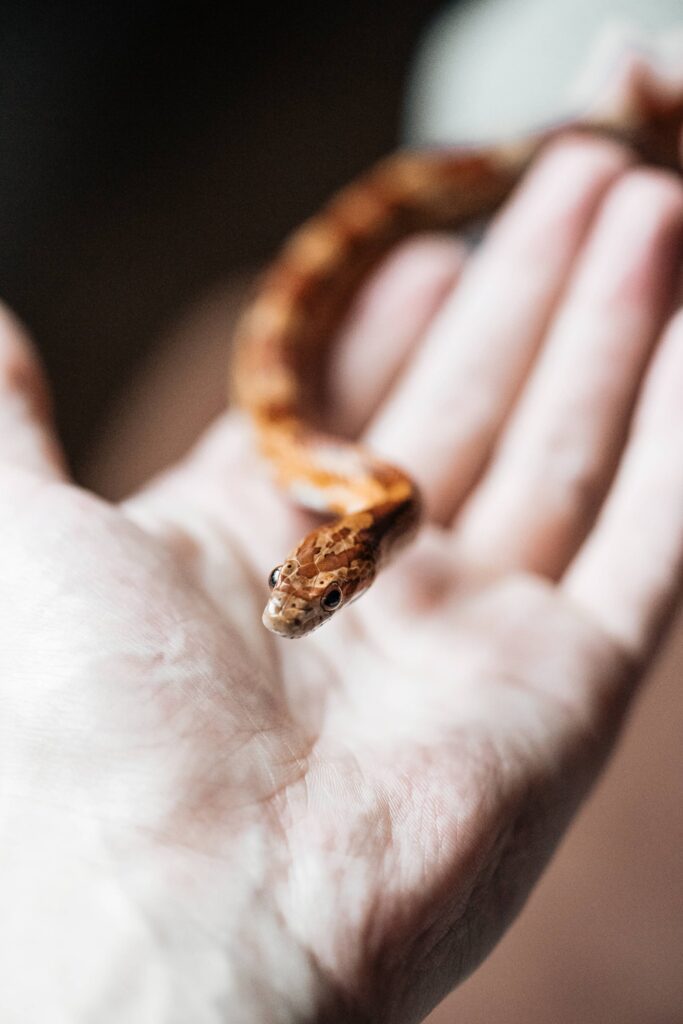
[405,0,683,142]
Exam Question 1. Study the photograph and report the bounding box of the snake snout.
[262,607,289,636]
[262,592,312,638]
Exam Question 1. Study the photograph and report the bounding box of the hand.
[1,136,681,1024]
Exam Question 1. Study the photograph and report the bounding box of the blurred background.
[3,1,681,1021]
[0,0,442,472]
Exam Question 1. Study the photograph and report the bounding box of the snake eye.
[268,565,282,589]
[321,585,342,612]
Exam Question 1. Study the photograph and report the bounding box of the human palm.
[1,136,682,1024]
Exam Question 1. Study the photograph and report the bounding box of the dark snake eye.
[268,565,282,589]
[321,585,342,611]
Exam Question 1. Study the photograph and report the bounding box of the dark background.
[0,0,444,463]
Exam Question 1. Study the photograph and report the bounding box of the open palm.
[1,136,682,1024]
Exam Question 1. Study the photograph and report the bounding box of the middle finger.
[364,135,631,523]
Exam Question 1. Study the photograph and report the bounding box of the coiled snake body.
[233,89,682,638]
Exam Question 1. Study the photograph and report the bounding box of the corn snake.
[232,88,683,638]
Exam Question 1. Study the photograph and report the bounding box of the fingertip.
[0,299,66,480]
[569,166,683,312]
[492,132,633,245]
[347,234,466,321]
[0,301,52,413]
[597,165,683,227]
[533,131,634,185]
[0,300,34,375]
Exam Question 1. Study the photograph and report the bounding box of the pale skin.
[1,136,682,1024]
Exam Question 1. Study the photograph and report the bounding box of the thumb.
[0,302,68,481]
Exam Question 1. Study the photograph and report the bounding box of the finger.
[364,135,632,523]
[562,308,683,659]
[0,303,67,480]
[452,168,683,577]
[328,234,466,436]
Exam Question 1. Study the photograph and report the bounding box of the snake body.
[233,90,682,638]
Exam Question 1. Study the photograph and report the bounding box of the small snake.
[232,87,682,638]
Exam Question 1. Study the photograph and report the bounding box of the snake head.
[262,526,376,638]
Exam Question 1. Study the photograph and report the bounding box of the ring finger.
[452,167,683,578]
